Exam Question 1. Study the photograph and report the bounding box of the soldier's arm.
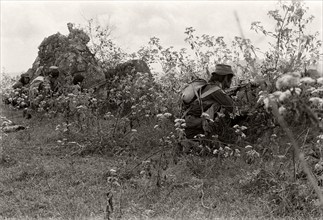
[209,90,234,113]
[12,81,23,89]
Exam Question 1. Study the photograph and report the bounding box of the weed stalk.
[271,101,323,215]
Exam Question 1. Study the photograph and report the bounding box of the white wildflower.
[257,94,265,103]
[156,114,164,119]
[309,97,323,105]
[294,87,301,95]
[241,133,246,138]
[224,146,231,151]
[317,77,323,85]
[290,72,302,78]
[233,124,239,129]
[240,126,247,130]
[245,145,253,149]
[278,106,287,116]
[76,105,86,109]
[276,72,300,90]
[272,91,283,98]
[300,77,316,84]
[174,119,181,123]
[164,112,172,118]
[263,97,270,110]
[279,90,292,102]
[311,88,323,95]
[201,112,210,118]
[307,87,316,93]
[213,149,219,154]
[314,162,323,173]
[131,129,137,132]
[181,123,187,127]
[110,169,117,174]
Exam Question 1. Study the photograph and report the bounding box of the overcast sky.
[1,0,322,76]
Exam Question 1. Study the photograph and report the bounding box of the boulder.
[28,23,105,90]
[105,59,151,80]
[9,23,151,103]
[93,59,151,100]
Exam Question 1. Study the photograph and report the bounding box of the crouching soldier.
[180,64,237,154]
[29,66,60,109]
[5,73,31,108]
[71,73,85,93]
[184,64,235,139]
[12,73,31,89]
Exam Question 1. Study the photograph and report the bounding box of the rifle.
[225,80,259,96]
[225,83,249,96]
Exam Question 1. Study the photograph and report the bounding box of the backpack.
[181,79,221,118]
[181,79,207,105]
[29,76,45,97]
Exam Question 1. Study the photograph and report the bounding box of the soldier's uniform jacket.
[184,82,234,139]
[28,76,52,108]
[186,82,234,118]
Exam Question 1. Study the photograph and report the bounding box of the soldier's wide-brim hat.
[49,66,59,73]
[49,66,59,70]
[49,66,59,78]
[213,64,234,76]
[21,73,30,78]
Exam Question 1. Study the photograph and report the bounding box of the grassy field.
[0,102,320,220]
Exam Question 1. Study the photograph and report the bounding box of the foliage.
[84,19,129,70]
[0,70,19,94]
[251,0,322,75]
[1,0,323,217]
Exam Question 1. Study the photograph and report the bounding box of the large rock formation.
[26,23,105,90]
[12,23,152,104]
